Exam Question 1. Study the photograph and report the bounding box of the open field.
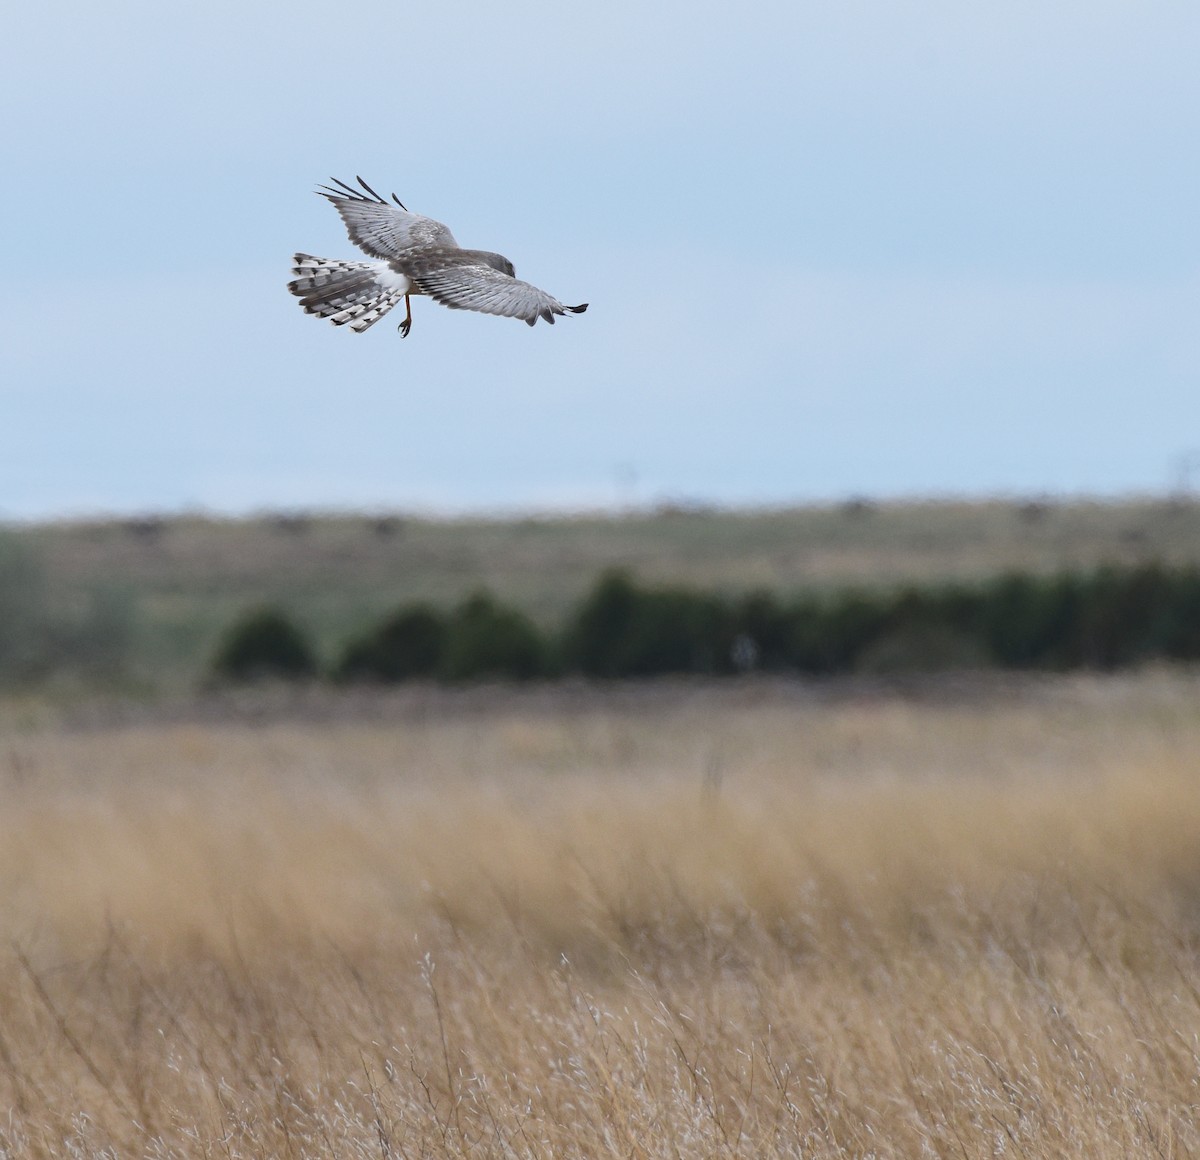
[16,496,1200,683]
[4,671,1200,1156]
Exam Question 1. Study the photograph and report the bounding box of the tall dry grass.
[3,674,1200,1156]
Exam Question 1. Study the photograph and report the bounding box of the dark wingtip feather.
[356,175,388,203]
[567,303,589,314]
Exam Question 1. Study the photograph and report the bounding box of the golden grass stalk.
[2,674,1199,1156]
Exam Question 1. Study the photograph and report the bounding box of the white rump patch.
[372,265,413,294]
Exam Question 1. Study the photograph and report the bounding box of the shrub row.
[212,593,545,685]
[210,562,1200,685]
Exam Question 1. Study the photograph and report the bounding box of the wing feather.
[319,177,458,260]
[407,255,587,326]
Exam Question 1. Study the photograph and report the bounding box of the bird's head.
[482,253,516,279]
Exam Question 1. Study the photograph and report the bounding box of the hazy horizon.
[7,486,1199,530]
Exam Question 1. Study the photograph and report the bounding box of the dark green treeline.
[212,563,1200,683]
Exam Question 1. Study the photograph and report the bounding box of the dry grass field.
[4,672,1200,1156]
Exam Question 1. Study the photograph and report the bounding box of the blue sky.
[2,2,1197,518]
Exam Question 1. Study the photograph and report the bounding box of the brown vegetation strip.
[2,672,1200,1156]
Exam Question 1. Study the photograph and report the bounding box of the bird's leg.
[398,294,412,338]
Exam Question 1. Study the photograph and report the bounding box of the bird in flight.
[289,176,588,337]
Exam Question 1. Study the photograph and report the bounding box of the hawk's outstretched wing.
[407,251,589,326]
[318,176,458,260]
[297,176,588,334]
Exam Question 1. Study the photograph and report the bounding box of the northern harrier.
[288,176,588,337]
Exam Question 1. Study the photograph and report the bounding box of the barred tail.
[288,253,409,333]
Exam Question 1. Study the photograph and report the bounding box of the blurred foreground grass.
[3,672,1200,1156]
